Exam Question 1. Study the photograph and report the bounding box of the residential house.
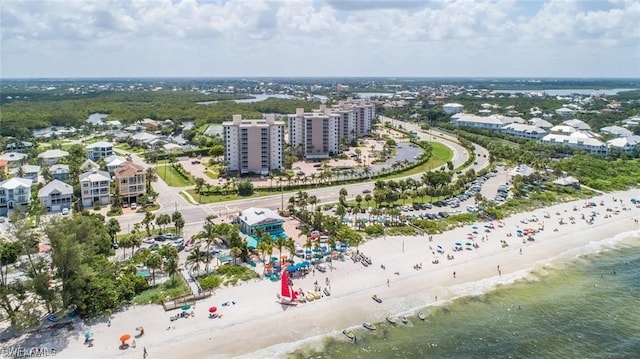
[528,118,553,129]
[0,152,27,168]
[12,165,40,183]
[86,142,114,161]
[79,168,112,208]
[0,177,32,216]
[501,124,547,140]
[79,159,99,171]
[114,161,146,205]
[451,114,525,130]
[600,126,633,138]
[562,119,591,131]
[37,149,69,166]
[38,180,73,212]
[443,103,464,115]
[540,134,608,156]
[104,155,127,174]
[606,135,640,155]
[49,164,70,181]
[5,141,33,153]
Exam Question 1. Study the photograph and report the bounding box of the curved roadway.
[116,117,490,235]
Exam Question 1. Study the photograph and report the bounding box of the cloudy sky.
[1,0,639,78]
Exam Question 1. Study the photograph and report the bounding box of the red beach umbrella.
[209,306,217,313]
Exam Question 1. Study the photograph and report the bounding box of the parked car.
[61,208,70,216]
[143,237,155,244]
[362,189,372,194]
[191,160,201,164]
[130,203,137,210]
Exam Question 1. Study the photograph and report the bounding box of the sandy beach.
[6,190,640,359]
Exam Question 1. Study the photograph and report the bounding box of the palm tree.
[172,211,185,235]
[274,236,286,260]
[230,247,242,265]
[141,209,155,236]
[163,255,179,286]
[186,249,205,275]
[130,231,142,258]
[194,177,205,202]
[107,218,121,243]
[145,167,157,194]
[146,252,163,285]
[155,213,171,233]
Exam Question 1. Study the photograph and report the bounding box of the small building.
[50,164,70,181]
[37,149,69,166]
[606,135,640,154]
[443,103,464,115]
[12,165,40,183]
[555,107,575,118]
[600,126,633,138]
[105,155,127,174]
[38,180,73,212]
[237,207,285,236]
[79,168,112,208]
[553,176,580,189]
[501,124,546,140]
[0,177,32,216]
[562,119,591,131]
[86,142,114,161]
[5,141,33,153]
[0,152,27,168]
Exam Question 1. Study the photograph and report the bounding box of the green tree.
[155,213,171,233]
[230,247,242,265]
[237,180,254,196]
[186,250,205,275]
[145,252,163,286]
[141,209,156,236]
[107,218,121,243]
[0,241,24,328]
[172,211,185,235]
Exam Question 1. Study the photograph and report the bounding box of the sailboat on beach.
[279,270,298,306]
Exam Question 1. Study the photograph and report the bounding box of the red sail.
[281,270,291,298]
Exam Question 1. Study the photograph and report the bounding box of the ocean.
[286,231,640,359]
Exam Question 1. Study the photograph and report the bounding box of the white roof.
[38,179,73,197]
[453,114,525,126]
[50,164,70,173]
[21,164,40,173]
[0,177,32,190]
[606,135,640,148]
[0,152,27,162]
[163,143,182,150]
[86,141,113,149]
[502,124,546,134]
[528,118,553,128]
[131,132,159,142]
[554,176,579,186]
[541,134,605,147]
[563,119,591,130]
[600,126,633,137]
[549,125,577,134]
[105,154,127,166]
[79,169,111,182]
[79,159,99,170]
[38,149,69,159]
[239,207,284,226]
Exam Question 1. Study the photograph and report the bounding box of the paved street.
[113,117,490,236]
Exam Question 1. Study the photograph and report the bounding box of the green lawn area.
[380,142,452,180]
[185,189,277,204]
[156,165,194,187]
[114,143,145,154]
[204,165,222,180]
[132,275,191,305]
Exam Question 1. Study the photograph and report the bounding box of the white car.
[130,203,137,210]
[61,208,70,216]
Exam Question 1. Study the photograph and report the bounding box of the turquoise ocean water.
[287,232,640,359]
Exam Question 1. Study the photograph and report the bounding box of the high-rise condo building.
[288,98,376,159]
[223,114,285,175]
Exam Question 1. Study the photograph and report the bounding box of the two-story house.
[49,164,70,181]
[0,177,32,216]
[86,142,114,161]
[12,165,40,183]
[79,168,111,208]
[37,149,69,166]
[38,180,73,212]
[114,161,146,205]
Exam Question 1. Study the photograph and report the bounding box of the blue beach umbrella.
[455,242,462,246]
[287,265,297,272]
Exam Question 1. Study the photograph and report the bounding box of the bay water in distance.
[287,232,640,359]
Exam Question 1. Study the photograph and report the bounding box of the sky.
[1,0,639,78]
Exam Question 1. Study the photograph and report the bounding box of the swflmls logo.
[1,347,56,358]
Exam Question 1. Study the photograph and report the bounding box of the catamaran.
[279,270,298,306]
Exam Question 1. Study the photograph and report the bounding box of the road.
[114,117,490,236]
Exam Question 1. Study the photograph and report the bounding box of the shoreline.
[5,190,640,359]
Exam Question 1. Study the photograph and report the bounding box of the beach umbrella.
[181,304,191,311]
[120,334,131,343]
[465,242,473,246]
[302,261,310,267]
[271,257,278,262]
[305,249,312,254]
[455,242,462,246]
[38,244,52,253]
[209,306,217,313]
[287,265,297,272]
[472,225,478,229]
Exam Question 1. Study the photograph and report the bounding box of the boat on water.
[278,270,298,306]
[363,322,377,331]
[386,316,397,324]
[372,294,382,303]
[342,329,356,340]
[417,312,426,320]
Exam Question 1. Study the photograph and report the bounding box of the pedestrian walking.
[453,271,456,278]
[143,347,148,359]
[387,279,390,287]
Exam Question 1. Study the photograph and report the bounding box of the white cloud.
[0,0,638,77]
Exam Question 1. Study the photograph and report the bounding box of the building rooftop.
[114,161,145,178]
[38,149,69,159]
[79,169,111,182]
[86,141,113,149]
[0,177,32,189]
[238,207,284,226]
[600,125,633,137]
[606,135,640,148]
[38,179,73,197]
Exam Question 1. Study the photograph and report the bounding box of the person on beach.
[453,271,456,278]
[387,279,390,287]
[143,347,148,358]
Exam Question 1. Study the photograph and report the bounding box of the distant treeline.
[0,90,315,138]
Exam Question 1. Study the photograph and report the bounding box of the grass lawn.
[156,165,194,187]
[204,165,222,180]
[132,275,191,305]
[380,142,452,180]
[117,226,179,240]
[114,143,145,154]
